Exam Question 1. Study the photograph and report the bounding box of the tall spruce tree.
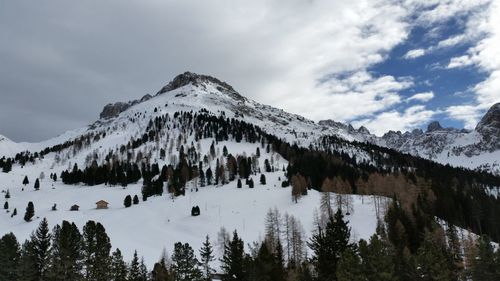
[47,221,83,281]
[23,175,29,186]
[110,248,128,281]
[221,231,246,281]
[308,208,351,281]
[129,250,142,281]
[199,235,215,281]
[336,246,365,281]
[31,218,52,280]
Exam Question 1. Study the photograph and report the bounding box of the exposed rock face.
[99,102,131,119]
[99,94,153,119]
[156,71,246,102]
[427,121,443,132]
[476,103,500,149]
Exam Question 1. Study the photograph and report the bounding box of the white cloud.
[447,55,474,68]
[403,48,426,59]
[407,91,434,102]
[436,34,467,48]
[353,105,435,136]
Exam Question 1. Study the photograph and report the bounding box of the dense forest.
[2,205,500,281]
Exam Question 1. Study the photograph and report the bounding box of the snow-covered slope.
[0,72,498,267]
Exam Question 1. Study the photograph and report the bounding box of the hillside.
[1,72,500,274]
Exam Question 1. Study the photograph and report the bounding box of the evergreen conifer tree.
[4,201,8,209]
[260,174,266,185]
[124,195,132,208]
[237,179,242,189]
[23,176,29,186]
[34,178,40,191]
[16,240,38,281]
[0,232,20,281]
[133,195,139,205]
[24,201,35,222]
[171,242,203,281]
[129,250,142,281]
[47,221,83,281]
[110,248,128,281]
[221,231,245,281]
[200,235,215,281]
[308,209,351,281]
[31,218,52,280]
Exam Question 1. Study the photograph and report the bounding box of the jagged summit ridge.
[99,72,246,119]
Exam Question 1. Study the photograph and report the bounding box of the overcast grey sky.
[1,1,498,141]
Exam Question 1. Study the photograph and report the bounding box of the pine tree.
[46,221,83,281]
[139,258,148,281]
[124,195,132,208]
[199,235,215,281]
[221,231,246,281]
[358,234,396,281]
[152,252,170,281]
[12,208,17,217]
[237,179,242,189]
[336,246,365,281]
[31,218,52,280]
[110,249,128,281]
[5,189,10,199]
[16,240,38,281]
[23,176,29,186]
[133,195,139,205]
[171,242,203,281]
[34,178,40,191]
[413,234,454,281]
[129,250,142,281]
[308,209,351,281]
[4,201,8,209]
[260,174,266,185]
[24,201,35,222]
[0,232,20,281]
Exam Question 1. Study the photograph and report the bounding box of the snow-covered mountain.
[377,103,500,175]
[0,72,388,266]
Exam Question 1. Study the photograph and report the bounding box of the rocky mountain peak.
[427,121,443,132]
[476,103,500,134]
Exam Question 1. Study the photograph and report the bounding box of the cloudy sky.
[0,0,499,141]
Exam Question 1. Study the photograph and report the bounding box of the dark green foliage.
[260,174,266,185]
[124,195,132,208]
[0,233,20,281]
[237,179,242,188]
[31,218,51,280]
[133,195,139,205]
[413,234,454,281]
[308,209,351,281]
[24,201,35,222]
[34,179,40,191]
[5,189,10,199]
[470,236,500,281]
[111,249,128,281]
[47,221,83,281]
[221,231,246,281]
[83,221,112,281]
[336,246,365,281]
[23,176,29,186]
[152,253,170,281]
[358,234,396,281]
[4,201,8,209]
[16,240,37,281]
[128,250,142,281]
[200,235,215,281]
[171,242,202,281]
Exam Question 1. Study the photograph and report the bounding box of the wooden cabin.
[96,200,109,209]
[70,205,79,211]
